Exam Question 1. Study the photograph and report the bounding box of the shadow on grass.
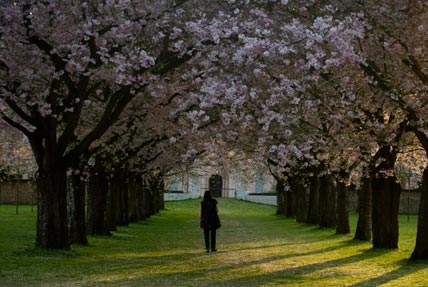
[12,246,80,258]
[349,259,427,287]
[223,237,356,253]
[74,243,413,287]
[67,239,375,286]
[212,248,428,287]
[198,248,399,287]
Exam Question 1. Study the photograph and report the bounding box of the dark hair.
[203,190,212,201]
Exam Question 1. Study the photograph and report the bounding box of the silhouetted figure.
[200,190,221,252]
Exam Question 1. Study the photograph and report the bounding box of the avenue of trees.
[1,0,428,261]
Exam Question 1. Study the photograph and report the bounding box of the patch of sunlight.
[71,273,137,286]
[202,264,264,281]
[105,249,200,260]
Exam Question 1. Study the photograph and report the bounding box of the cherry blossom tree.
[349,0,428,258]
[0,0,242,249]
[185,2,366,229]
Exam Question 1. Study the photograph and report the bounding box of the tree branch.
[402,55,428,84]
[1,115,32,137]
[64,85,141,165]
[5,99,40,128]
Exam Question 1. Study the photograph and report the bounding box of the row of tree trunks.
[285,181,294,218]
[115,171,129,227]
[275,172,348,232]
[307,174,320,225]
[87,162,110,236]
[272,155,403,250]
[146,175,165,216]
[128,174,139,223]
[276,174,294,218]
[290,176,307,223]
[67,167,165,245]
[275,176,286,215]
[319,174,336,228]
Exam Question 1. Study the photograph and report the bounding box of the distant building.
[165,168,275,199]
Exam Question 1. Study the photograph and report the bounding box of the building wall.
[173,172,275,198]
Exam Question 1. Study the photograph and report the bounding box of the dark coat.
[201,199,221,230]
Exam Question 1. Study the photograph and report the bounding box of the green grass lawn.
[1,199,428,287]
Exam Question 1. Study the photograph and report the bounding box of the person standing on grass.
[200,190,221,253]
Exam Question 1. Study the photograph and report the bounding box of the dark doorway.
[209,174,223,198]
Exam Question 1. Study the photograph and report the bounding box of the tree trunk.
[142,178,150,218]
[319,174,336,228]
[275,176,287,215]
[114,171,128,226]
[336,180,350,234]
[372,175,400,249]
[143,177,154,218]
[147,176,156,216]
[284,178,294,218]
[135,175,145,221]
[68,172,88,244]
[86,164,110,236]
[151,175,164,214]
[354,176,372,241]
[35,165,70,249]
[109,170,128,227]
[411,167,428,260]
[128,174,139,223]
[159,177,165,210]
[105,176,117,232]
[307,174,320,224]
[290,176,307,223]
[152,175,165,212]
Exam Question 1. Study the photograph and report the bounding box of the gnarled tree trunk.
[411,167,428,260]
[36,164,69,249]
[371,144,400,249]
[372,175,400,248]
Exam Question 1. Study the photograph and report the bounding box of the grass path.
[1,199,428,286]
